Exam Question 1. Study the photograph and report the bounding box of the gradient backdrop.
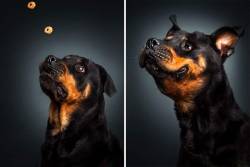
[127,0,250,166]
[0,0,123,166]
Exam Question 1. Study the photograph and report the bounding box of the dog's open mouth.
[140,48,189,79]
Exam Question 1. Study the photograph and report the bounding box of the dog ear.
[99,66,117,97]
[211,26,244,61]
[167,15,181,35]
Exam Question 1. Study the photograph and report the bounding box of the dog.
[139,15,250,167]
[39,55,123,167]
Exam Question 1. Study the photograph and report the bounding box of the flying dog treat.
[27,1,36,10]
[44,26,54,35]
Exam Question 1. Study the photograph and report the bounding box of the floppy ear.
[167,15,181,36]
[99,66,117,97]
[211,26,244,61]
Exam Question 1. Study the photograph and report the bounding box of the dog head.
[139,15,243,111]
[39,55,116,103]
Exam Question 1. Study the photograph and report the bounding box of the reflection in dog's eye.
[75,64,85,73]
[180,40,193,52]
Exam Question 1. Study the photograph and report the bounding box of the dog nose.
[146,38,160,49]
[47,55,57,64]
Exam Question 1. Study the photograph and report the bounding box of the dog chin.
[145,62,168,78]
[39,73,68,102]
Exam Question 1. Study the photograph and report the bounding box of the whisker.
[53,64,64,74]
[48,64,60,73]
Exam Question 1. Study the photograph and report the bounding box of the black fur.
[176,68,250,167]
[39,55,123,167]
[140,16,250,167]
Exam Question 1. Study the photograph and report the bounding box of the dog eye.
[75,65,85,73]
[181,41,193,52]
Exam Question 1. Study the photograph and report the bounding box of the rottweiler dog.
[139,15,250,167]
[39,55,123,167]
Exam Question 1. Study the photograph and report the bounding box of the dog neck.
[175,69,241,131]
[173,69,247,159]
[48,101,78,136]
[47,95,107,137]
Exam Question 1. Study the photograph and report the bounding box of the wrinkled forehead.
[63,55,89,64]
[166,30,210,44]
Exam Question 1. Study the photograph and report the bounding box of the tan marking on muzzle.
[158,48,206,76]
[158,48,207,112]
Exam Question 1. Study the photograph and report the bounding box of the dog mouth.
[39,61,68,101]
[140,47,189,79]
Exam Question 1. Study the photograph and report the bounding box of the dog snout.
[40,55,65,75]
[146,38,160,49]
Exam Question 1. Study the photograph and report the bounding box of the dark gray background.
[0,0,123,166]
[127,0,250,166]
